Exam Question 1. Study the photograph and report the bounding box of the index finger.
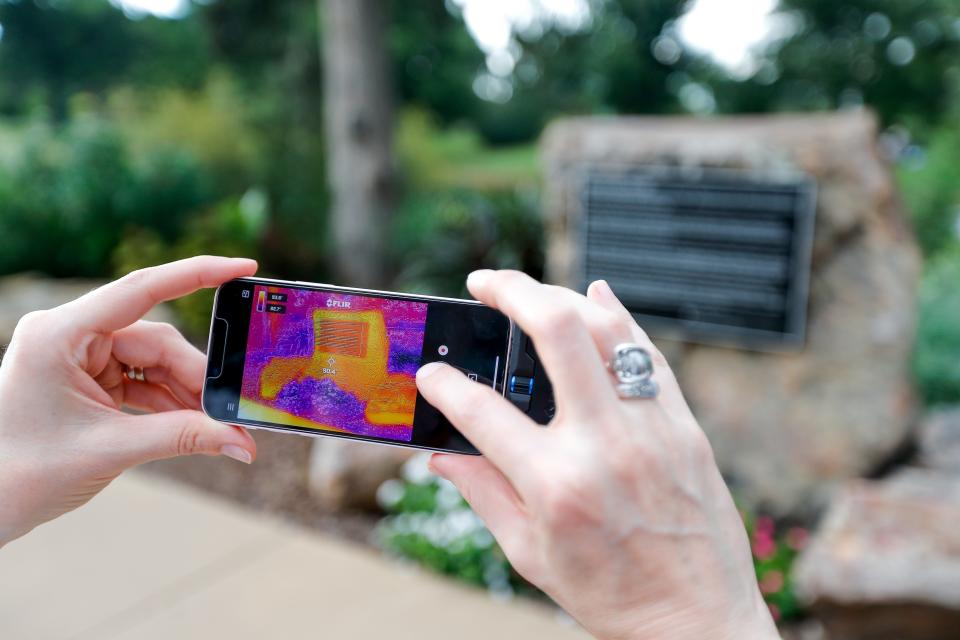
[466,270,618,415]
[70,256,258,334]
[416,361,543,490]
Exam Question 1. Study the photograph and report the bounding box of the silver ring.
[125,365,146,383]
[609,343,659,399]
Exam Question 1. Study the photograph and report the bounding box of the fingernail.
[417,361,445,380]
[220,444,252,464]
[467,269,494,288]
[428,453,450,476]
[592,279,616,300]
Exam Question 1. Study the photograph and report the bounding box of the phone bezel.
[202,276,515,455]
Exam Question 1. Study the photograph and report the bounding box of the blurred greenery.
[112,191,268,339]
[0,112,217,277]
[392,109,544,296]
[712,1,960,126]
[741,510,806,624]
[376,457,542,599]
[379,458,808,624]
[2,0,958,286]
[898,113,960,258]
[915,247,960,406]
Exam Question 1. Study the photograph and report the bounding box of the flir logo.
[326,298,350,309]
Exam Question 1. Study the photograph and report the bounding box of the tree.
[708,0,960,132]
[0,0,210,120]
[320,0,395,287]
[457,0,692,144]
[387,1,485,128]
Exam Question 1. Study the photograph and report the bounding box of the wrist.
[0,458,35,549]
[619,593,779,640]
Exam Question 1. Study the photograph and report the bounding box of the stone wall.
[541,111,922,516]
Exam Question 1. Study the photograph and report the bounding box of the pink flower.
[760,570,784,594]
[786,527,809,551]
[752,531,776,560]
[756,516,775,535]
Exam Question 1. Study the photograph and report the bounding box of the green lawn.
[397,110,540,191]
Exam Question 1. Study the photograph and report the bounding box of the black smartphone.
[203,277,551,454]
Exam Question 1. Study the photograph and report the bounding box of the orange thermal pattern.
[258,309,417,426]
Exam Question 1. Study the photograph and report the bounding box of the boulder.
[307,438,414,511]
[916,407,960,473]
[793,470,960,640]
[541,111,921,515]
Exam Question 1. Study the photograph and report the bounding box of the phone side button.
[509,392,532,412]
[207,317,229,379]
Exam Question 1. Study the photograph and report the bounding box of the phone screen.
[203,278,512,453]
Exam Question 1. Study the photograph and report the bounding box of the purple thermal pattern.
[239,286,428,442]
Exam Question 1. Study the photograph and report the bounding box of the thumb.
[117,410,257,465]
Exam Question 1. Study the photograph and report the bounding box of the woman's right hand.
[416,270,778,640]
[0,257,258,548]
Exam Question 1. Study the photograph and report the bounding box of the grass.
[397,109,540,191]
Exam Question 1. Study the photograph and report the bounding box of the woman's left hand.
[0,256,259,548]
[416,271,777,640]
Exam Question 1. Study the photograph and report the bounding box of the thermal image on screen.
[238,286,428,442]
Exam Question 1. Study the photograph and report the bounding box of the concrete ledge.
[0,471,588,640]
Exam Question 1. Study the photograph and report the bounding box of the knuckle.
[13,309,50,337]
[121,266,166,303]
[531,303,581,341]
[609,442,650,486]
[451,383,500,428]
[175,424,204,456]
[597,310,632,340]
[157,321,183,339]
[122,267,151,289]
[539,468,600,529]
[10,309,69,349]
[495,269,529,286]
[505,546,540,584]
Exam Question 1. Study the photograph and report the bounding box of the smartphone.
[202,277,553,454]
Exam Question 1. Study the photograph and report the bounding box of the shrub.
[396,108,540,191]
[0,114,218,278]
[914,246,960,406]
[375,455,539,599]
[108,77,261,194]
[742,510,807,624]
[378,457,808,623]
[898,123,960,258]
[390,188,544,297]
[112,190,267,340]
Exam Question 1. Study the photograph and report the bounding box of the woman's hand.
[416,271,778,640]
[0,256,258,548]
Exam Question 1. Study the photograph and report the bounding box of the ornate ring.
[125,365,146,383]
[609,343,659,399]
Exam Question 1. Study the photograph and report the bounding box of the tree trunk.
[319,0,395,288]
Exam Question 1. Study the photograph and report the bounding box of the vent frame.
[576,165,818,350]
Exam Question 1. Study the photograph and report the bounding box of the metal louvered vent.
[581,168,817,348]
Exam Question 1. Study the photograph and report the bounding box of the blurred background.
[1,1,960,639]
